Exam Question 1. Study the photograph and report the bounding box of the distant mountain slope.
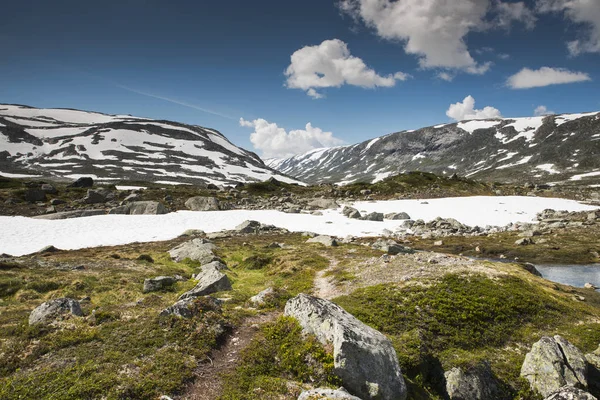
[0,104,302,186]
[267,112,600,186]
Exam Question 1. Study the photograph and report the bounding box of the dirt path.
[313,257,344,300]
[176,311,279,400]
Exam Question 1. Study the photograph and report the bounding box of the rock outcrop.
[284,294,407,400]
[521,335,588,398]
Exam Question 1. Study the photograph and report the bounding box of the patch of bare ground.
[176,311,280,400]
[312,258,347,300]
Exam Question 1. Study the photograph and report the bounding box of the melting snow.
[569,171,600,181]
[535,164,560,174]
[457,120,501,134]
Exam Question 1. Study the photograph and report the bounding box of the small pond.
[535,264,600,290]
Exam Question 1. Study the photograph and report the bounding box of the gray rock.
[521,263,543,277]
[185,196,221,211]
[50,198,66,205]
[307,235,338,247]
[444,362,501,400]
[41,183,57,194]
[123,193,141,202]
[235,220,262,234]
[143,276,177,293]
[298,387,362,400]
[544,386,597,400]
[84,189,107,204]
[192,261,229,279]
[32,210,106,220]
[29,298,83,326]
[308,198,339,210]
[249,287,275,306]
[179,264,232,300]
[160,296,222,319]
[521,335,588,398]
[515,238,534,246]
[342,206,362,219]
[362,212,384,222]
[168,239,218,263]
[25,188,46,202]
[109,201,167,215]
[371,239,413,255]
[384,212,411,220]
[68,177,93,188]
[284,294,407,400]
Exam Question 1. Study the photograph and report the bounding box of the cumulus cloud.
[285,39,408,98]
[240,118,344,159]
[507,67,591,89]
[538,0,600,55]
[534,105,554,116]
[338,0,534,75]
[446,95,502,121]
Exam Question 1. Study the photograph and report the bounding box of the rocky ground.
[1,173,600,399]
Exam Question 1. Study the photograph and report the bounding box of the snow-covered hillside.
[0,104,301,186]
[267,112,600,186]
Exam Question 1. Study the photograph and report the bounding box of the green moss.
[240,254,273,270]
[219,316,339,400]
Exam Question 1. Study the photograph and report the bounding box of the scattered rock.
[235,220,262,234]
[123,193,141,202]
[143,276,177,293]
[362,212,384,222]
[109,201,167,215]
[84,189,107,204]
[544,386,597,400]
[68,177,94,188]
[307,198,339,210]
[32,210,106,220]
[185,196,221,211]
[384,212,411,220]
[371,239,412,255]
[249,287,275,306]
[307,235,338,247]
[29,298,83,326]
[444,362,502,400]
[298,387,362,400]
[521,335,588,398]
[515,238,534,246]
[160,296,222,319]
[40,183,57,194]
[284,294,407,400]
[168,239,219,263]
[179,264,232,300]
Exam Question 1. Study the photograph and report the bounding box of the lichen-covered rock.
[521,335,588,398]
[249,287,275,306]
[544,386,597,400]
[307,198,339,210]
[298,387,362,400]
[168,239,218,263]
[307,235,338,247]
[235,220,262,233]
[362,212,384,222]
[192,261,229,279]
[384,212,411,220]
[284,294,407,400]
[143,276,177,293]
[185,196,220,211]
[179,264,231,300]
[29,298,83,326]
[160,296,222,318]
[109,201,167,215]
[444,362,501,400]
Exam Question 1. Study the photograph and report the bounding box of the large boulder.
[521,336,588,398]
[68,177,94,188]
[160,296,222,319]
[185,196,220,211]
[235,220,262,234]
[384,212,411,220]
[307,198,339,210]
[143,276,177,293]
[298,387,362,400]
[284,294,407,400]
[168,239,219,263]
[342,206,362,219]
[444,362,502,400]
[109,201,167,215]
[307,235,338,247]
[29,298,83,326]
[544,386,597,400]
[179,264,232,300]
[362,212,384,222]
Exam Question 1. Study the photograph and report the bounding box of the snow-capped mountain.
[0,104,301,186]
[267,112,600,186]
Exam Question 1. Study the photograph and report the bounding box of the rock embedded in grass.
[249,287,275,306]
[298,387,362,400]
[444,361,502,400]
[284,293,407,400]
[168,238,219,263]
[29,298,83,326]
[160,296,222,318]
[307,235,338,247]
[143,276,176,293]
[179,264,232,300]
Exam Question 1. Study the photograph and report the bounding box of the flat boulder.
[521,335,588,398]
[185,196,220,211]
[168,239,218,263]
[384,212,411,220]
[109,201,167,215]
[307,198,339,210]
[29,298,83,326]
[298,387,362,400]
[544,387,597,400]
[143,276,177,293]
[444,362,502,400]
[284,294,407,400]
[307,235,338,247]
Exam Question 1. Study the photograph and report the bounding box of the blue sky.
[2,0,599,158]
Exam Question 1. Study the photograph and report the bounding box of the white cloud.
[338,0,534,75]
[446,95,502,121]
[534,105,554,116]
[240,118,344,159]
[538,0,600,55]
[285,39,408,98]
[507,67,591,89]
[437,72,455,82]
